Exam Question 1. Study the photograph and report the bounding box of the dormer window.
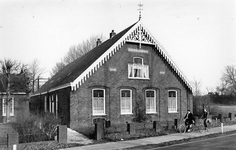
[128,57,149,79]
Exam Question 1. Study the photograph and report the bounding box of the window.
[2,98,6,116]
[168,90,177,113]
[146,90,156,113]
[2,97,14,116]
[9,97,14,116]
[51,95,54,113]
[92,89,105,115]
[128,57,149,79]
[120,89,132,114]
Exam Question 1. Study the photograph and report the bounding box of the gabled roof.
[32,20,192,96]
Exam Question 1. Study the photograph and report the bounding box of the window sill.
[146,112,157,114]
[168,111,178,114]
[92,114,106,116]
[128,77,150,80]
[121,113,133,115]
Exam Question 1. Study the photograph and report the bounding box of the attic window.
[128,57,149,79]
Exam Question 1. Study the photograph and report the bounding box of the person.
[202,108,208,130]
[184,110,195,132]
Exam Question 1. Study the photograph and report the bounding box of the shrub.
[133,94,149,123]
[10,112,60,143]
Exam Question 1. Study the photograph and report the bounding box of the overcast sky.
[0,0,236,94]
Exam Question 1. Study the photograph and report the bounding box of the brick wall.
[0,94,29,123]
[70,43,192,130]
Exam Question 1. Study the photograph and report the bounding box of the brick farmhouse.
[30,20,193,130]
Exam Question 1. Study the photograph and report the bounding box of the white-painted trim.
[145,89,157,114]
[140,22,193,91]
[120,89,132,115]
[70,20,192,92]
[71,22,143,91]
[92,88,106,116]
[10,97,14,116]
[168,90,178,113]
[32,20,192,94]
[2,98,6,116]
[0,92,26,95]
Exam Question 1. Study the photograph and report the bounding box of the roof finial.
[138,2,143,20]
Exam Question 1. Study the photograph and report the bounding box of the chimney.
[109,30,116,39]
[96,38,102,46]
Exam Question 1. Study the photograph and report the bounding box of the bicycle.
[179,121,195,133]
[179,118,212,134]
[198,118,212,133]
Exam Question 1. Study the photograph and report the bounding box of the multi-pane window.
[92,89,105,115]
[120,89,132,114]
[9,97,14,116]
[2,98,6,116]
[146,90,156,113]
[128,57,149,79]
[2,97,14,116]
[168,90,177,113]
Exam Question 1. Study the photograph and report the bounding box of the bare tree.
[51,34,103,76]
[0,59,30,123]
[216,65,236,95]
[192,79,202,96]
[28,59,45,93]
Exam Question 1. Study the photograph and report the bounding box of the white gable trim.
[69,20,192,92]
[71,22,144,91]
[139,22,193,91]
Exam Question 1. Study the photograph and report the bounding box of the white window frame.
[9,97,14,116]
[2,97,14,116]
[168,90,177,113]
[145,90,156,114]
[128,57,149,79]
[120,89,132,115]
[92,89,105,116]
[51,95,54,114]
[2,98,6,116]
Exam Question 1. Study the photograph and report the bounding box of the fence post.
[228,113,232,120]
[57,125,67,143]
[95,121,104,140]
[153,121,161,132]
[218,114,223,123]
[221,123,223,134]
[105,120,111,128]
[174,119,179,130]
[7,133,19,149]
[127,123,135,134]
